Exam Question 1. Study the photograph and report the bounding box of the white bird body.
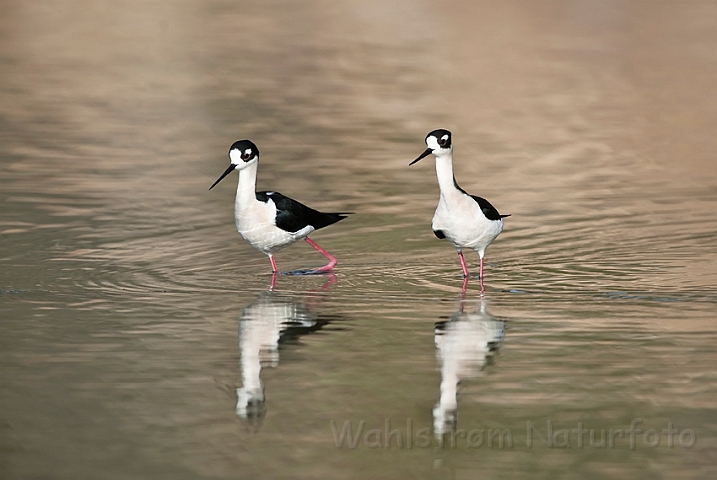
[233,161,313,254]
[431,153,504,257]
[432,198,503,256]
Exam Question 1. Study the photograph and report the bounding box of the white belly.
[235,199,313,254]
[431,194,503,256]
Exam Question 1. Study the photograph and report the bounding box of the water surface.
[2,1,716,479]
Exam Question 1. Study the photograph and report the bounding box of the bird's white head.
[209,139,260,190]
[409,129,452,165]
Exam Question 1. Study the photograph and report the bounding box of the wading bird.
[210,140,348,274]
[410,129,509,287]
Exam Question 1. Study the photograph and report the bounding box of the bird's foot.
[284,268,334,276]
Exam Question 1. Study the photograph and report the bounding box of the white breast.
[432,194,503,255]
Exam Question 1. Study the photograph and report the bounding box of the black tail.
[312,212,352,230]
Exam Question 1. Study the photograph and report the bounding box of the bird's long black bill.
[409,148,433,166]
[209,164,236,190]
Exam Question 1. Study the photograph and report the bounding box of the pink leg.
[457,251,469,278]
[461,276,469,296]
[304,237,338,273]
[269,254,277,273]
[269,271,277,291]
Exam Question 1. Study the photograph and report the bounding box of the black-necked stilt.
[410,129,509,284]
[210,140,348,274]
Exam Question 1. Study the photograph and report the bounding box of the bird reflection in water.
[433,284,505,436]
[236,273,338,429]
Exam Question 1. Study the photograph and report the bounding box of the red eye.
[241,151,252,161]
[438,138,447,147]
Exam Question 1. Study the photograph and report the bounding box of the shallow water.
[2,1,717,478]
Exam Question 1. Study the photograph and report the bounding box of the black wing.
[256,191,348,233]
[470,195,510,221]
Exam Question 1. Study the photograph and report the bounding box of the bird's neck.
[435,153,461,198]
[236,162,259,209]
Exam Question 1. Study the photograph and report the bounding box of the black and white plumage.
[410,129,509,284]
[210,140,348,274]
